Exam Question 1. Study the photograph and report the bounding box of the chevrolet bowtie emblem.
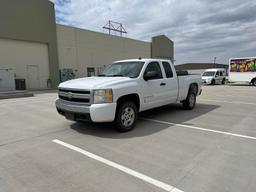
[67,92,73,99]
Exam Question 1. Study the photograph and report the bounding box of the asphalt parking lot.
[1,85,256,192]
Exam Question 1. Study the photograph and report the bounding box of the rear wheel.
[183,87,197,110]
[222,78,226,85]
[114,102,138,132]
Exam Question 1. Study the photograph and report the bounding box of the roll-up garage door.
[0,38,50,89]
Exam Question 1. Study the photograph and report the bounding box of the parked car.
[229,57,256,86]
[202,68,226,85]
[56,59,202,132]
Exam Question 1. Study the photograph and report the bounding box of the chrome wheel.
[121,107,135,127]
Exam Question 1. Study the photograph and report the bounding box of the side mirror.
[144,71,158,81]
[215,74,219,77]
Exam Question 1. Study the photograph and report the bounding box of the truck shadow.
[70,103,220,138]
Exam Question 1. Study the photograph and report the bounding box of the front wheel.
[211,79,215,85]
[252,79,256,86]
[114,102,138,132]
[183,91,196,110]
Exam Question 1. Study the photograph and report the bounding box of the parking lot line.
[200,99,256,106]
[213,94,255,98]
[142,118,256,141]
[52,139,183,192]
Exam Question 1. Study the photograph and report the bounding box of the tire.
[183,88,196,110]
[252,79,256,86]
[211,79,215,85]
[114,102,138,132]
[222,78,226,85]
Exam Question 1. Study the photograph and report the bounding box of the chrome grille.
[58,88,91,103]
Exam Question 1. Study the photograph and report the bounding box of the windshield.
[100,62,145,78]
[202,71,215,77]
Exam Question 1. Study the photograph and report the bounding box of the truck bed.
[177,73,202,101]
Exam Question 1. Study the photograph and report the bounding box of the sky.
[50,0,256,64]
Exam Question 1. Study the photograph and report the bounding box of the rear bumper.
[55,99,117,122]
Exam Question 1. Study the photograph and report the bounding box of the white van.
[202,68,226,85]
[229,57,256,86]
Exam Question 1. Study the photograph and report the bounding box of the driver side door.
[141,61,169,110]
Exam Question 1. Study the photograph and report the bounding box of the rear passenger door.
[162,61,179,103]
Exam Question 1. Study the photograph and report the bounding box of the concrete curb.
[0,91,34,100]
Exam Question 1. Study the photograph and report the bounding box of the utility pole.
[214,57,217,67]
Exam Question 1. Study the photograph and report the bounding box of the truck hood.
[58,76,133,90]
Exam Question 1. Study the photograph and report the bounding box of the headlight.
[93,89,113,104]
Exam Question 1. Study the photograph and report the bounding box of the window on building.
[87,67,95,77]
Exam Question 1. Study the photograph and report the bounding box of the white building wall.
[56,24,151,78]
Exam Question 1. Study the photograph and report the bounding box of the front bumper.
[55,99,117,122]
[202,79,212,85]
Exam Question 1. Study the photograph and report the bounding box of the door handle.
[160,82,166,86]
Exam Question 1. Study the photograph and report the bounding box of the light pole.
[214,57,217,67]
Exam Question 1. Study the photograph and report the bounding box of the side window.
[144,62,163,80]
[219,71,223,76]
[162,62,173,78]
[216,71,220,76]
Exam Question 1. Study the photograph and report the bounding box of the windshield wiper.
[105,74,124,77]
[112,75,124,77]
[98,74,124,77]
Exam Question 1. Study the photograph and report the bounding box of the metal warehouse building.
[0,0,174,91]
[175,63,228,75]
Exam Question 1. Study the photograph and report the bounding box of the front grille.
[59,88,90,95]
[59,95,90,103]
[58,88,91,103]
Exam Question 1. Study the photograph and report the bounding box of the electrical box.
[15,79,26,90]
[0,69,16,92]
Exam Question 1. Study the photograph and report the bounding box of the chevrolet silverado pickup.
[56,59,202,132]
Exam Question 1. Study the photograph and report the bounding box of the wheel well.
[189,83,198,94]
[251,78,256,83]
[117,94,140,111]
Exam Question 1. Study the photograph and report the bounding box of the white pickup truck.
[56,59,202,132]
